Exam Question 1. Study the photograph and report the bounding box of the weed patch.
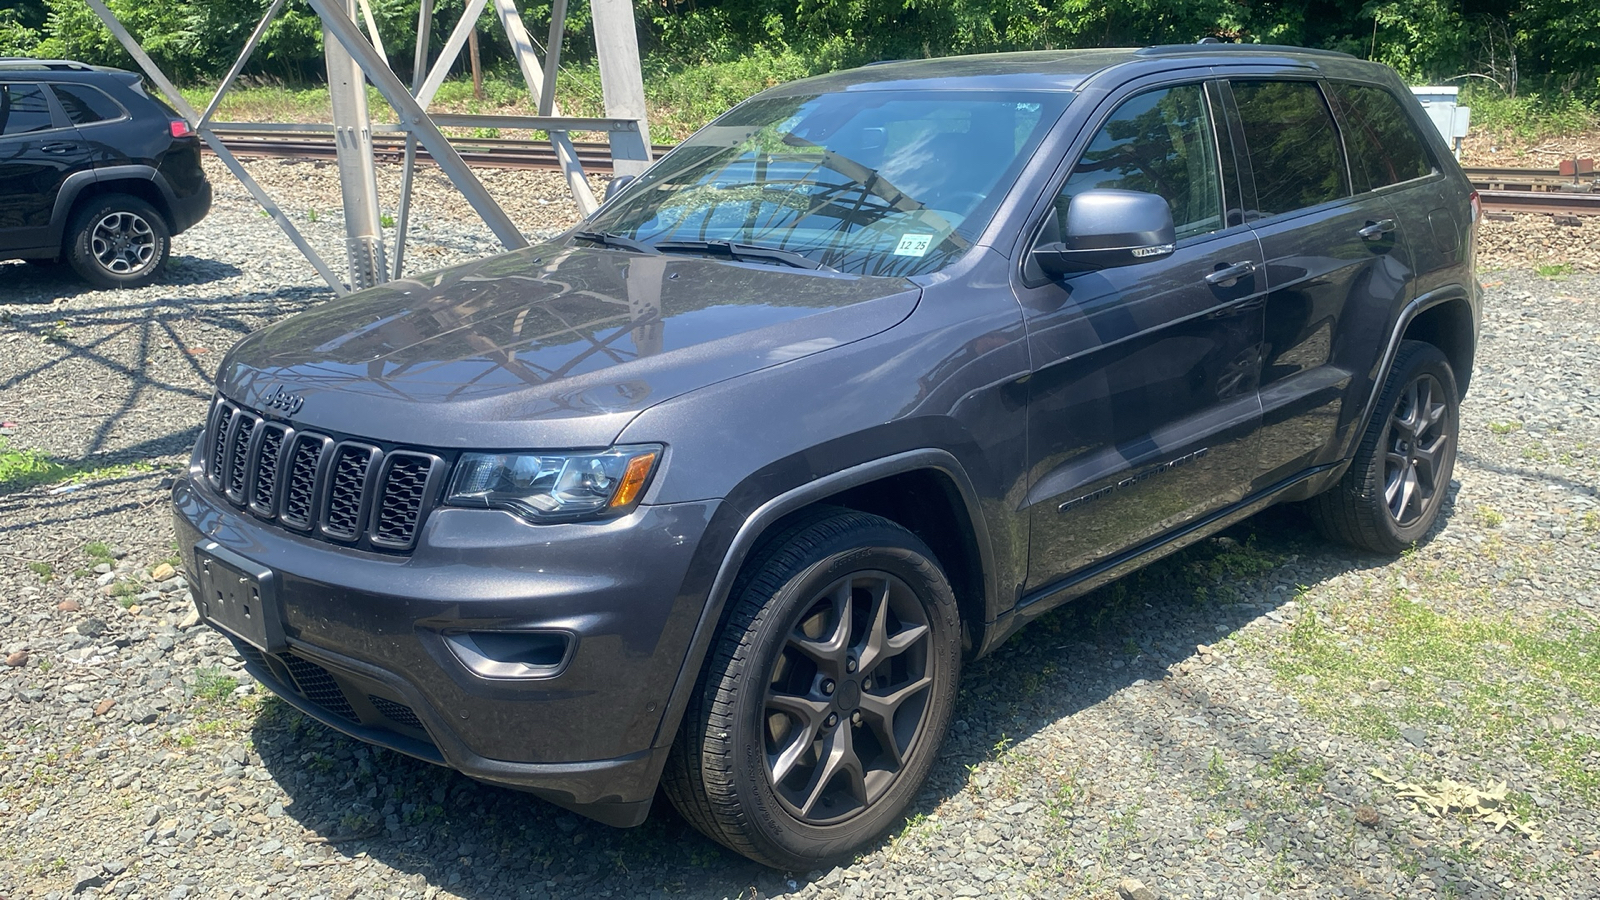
[1272,591,1600,803]
[0,438,159,495]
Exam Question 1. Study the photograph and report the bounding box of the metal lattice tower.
[84,0,652,294]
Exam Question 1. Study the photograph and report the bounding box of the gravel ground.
[2,161,1598,899]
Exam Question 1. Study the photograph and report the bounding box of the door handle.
[41,142,78,154]
[1205,260,1258,287]
[1359,218,1397,240]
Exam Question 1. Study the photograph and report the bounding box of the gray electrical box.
[1411,86,1472,159]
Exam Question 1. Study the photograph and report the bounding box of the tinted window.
[1232,81,1349,216]
[1332,83,1433,191]
[1058,85,1222,241]
[0,83,55,136]
[52,84,126,125]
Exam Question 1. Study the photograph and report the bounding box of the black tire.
[1309,340,1459,554]
[65,194,170,289]
[663,508,961,869]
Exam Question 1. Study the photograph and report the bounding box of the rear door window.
[1230,80,1349,216]
[0,83,57,136]
[1330,83,1435,192]
[51,84,128,126]
[1058,84,1224,241]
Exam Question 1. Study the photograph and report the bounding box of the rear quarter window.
[1331,83,1435,191]
[51,83,128,125]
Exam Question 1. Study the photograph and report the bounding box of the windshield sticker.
[894,234,933,257]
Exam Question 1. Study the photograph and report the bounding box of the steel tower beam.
[324,0,388,289]
[83,0,653,292]
[591,0,653,178]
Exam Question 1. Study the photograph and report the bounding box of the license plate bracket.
[194,542,286,654]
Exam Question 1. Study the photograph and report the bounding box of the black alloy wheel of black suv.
[0,59,212,288]
[172,44,1479,869]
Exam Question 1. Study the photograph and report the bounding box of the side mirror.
[604,174,637,203]
[1032,189,1176,276]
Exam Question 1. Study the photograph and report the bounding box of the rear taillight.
[1468,190,1482,224]
[169,119,193,138]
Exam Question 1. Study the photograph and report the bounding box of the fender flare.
[48,164,176,247]
[1346,283,1477,460]
[649,448,996,749]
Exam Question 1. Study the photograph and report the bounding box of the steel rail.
[1476,190,1600,216]
[209,129,675,173]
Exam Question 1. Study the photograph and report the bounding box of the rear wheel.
[66,194,170,289]
[1309,340,1459,553]
[663,509,961,869]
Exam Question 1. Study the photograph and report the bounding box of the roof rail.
[0,58,95,71]
[1136,43,1356,60]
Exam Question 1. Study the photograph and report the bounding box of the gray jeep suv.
[173,44,1478,868]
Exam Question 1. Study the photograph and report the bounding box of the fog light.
[444,630,573,679]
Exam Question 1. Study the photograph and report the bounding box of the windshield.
[583,89,1074,277]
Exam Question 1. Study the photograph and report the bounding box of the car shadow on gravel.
[250,496,1461,899]
[0,256,245,303]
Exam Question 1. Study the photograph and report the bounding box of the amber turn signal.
[609,451,658,508]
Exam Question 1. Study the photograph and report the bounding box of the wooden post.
[468,25,484,100]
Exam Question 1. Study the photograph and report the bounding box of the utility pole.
[324,0,388,288]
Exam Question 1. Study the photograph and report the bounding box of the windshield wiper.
[653,239,836,272]
[572,230,659,255]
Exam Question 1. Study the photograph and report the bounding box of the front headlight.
[444,445,661,523]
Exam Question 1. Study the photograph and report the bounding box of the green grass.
[192,668,240,703]
[28,561,55,583]
[0,438,159,495]
[177,49,820,145]
[1463,85,1599,143]
[0,439,75,494]
[1536,262,1572,279]
[1272,587,1600,803]
[111,580,142,608]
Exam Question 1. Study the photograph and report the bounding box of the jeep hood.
[218,243,920,448]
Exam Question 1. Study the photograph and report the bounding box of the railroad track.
[1462,165,1598,216]
[210,127,676,173]
[207,131,1599,215]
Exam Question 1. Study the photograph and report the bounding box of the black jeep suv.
[173,45,1478,868]
[0,59,211,288]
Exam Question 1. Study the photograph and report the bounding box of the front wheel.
[66,194,170,289]
[663,509,961,869]
[1308,340,1460,553]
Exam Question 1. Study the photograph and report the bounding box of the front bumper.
[171,473,722,825]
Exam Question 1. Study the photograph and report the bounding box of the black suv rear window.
[0,83,55,136]
[1332,83,1434,192]
[51,83,127,125]
[1231,80,1349,216]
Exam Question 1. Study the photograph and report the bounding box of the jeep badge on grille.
[262,386,305,416]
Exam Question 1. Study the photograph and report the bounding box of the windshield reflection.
[586,90,1073,277]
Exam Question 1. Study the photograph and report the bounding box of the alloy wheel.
[91,211,158,276]
[1383,372,1450,527]
[762,570,934,824]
